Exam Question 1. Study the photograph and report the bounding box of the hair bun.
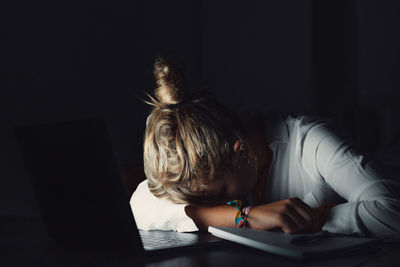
[154,57,185,105]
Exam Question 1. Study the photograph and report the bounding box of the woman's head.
[143,57,256,204]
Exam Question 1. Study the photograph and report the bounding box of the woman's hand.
[247,198,319,234]
[310,203,338,232]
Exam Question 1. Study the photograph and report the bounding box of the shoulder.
[242,110,346,146]
[284,113,353,146]
[266,111,336,145]
[283,115,348,182]
[282,113,356,163]
[286,114,335,136]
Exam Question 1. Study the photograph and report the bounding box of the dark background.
[1,0,400,217]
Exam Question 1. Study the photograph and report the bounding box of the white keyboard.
[139,230,200,251]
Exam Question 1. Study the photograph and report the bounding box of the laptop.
[13,117,222,254]
[209,226,382,261]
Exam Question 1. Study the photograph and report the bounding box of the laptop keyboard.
[139,230,200,251]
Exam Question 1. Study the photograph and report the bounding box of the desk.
[2,216,400,267]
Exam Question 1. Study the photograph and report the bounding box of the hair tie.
[166,97,192,109]
[166,100,185,109]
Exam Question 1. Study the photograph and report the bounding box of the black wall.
[2,0,400,216]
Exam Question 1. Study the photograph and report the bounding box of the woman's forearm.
[185,198,321,234]
[185,205,236,231]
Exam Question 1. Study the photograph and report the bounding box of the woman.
[130,57,400,241]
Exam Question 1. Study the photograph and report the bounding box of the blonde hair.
[143,57,243,204]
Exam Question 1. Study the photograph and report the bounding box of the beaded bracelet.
[226,200,253,228]
[239,206,252,228]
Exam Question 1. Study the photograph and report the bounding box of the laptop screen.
[14,118,143,250]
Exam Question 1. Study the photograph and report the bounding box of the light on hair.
[143,57,243,204]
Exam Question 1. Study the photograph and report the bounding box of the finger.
[279,213,300,234]
[290,198,317,222]
[284,204,308,231]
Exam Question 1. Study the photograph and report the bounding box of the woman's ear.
[233,139,241,153]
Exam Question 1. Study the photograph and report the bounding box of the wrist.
[245,205,262,229]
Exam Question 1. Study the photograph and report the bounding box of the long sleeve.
[130,180,199,232]
[302,121,400,241]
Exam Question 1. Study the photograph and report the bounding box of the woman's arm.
[132,180,320,234]
[302,121,400,241]
[186,198,319,234]
[184,205,236,230]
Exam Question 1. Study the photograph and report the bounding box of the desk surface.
[2,216,400,267]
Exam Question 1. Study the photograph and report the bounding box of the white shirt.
[130,112,400,241]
